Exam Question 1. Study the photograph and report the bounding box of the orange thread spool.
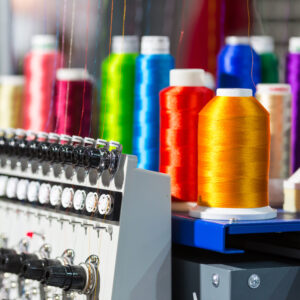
[190,88,276,220]
[160,69,214,211]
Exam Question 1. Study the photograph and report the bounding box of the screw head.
[248,274,260,289]
[212,273,220,287]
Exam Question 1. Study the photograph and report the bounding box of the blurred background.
[1,0,298,81]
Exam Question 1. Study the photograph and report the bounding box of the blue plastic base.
[172,210,300,253]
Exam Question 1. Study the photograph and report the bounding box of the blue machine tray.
[172,211,300,253]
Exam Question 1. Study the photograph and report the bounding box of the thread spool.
[55,68,93,137]
[256,84,291,179]
[286,37,300,173]
[133,36,175,171]
[0,76,24,129]
[160,69,214,211]
[217,36,261,94]
[24,35,62,132]
[100,36,139,154]
[190,88,276,220]
[251,36,279,83]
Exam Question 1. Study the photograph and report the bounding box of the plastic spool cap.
[85,192,98,213]
[56,68,92,82]
[73,190,86,211]
[31,35,56,51]
[216,88,253,97]
[112,36,139,54]
[256,83,291,95]
[0,176,8,197]
[289,37,300,53]
[50,185,62,206]
[204,72,215,90]
[0,75,24,86]
[225,36,250,45]
[141,36,170,55]
[61,188,74,208]
[27,181,40,202]
[251,36,274,54]
[17,179,29,201]
[170,69,205,87]
[284,168,300,189]
[39,183,51,204]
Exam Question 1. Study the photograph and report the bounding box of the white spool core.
[0,176,8,197]
[61,187,74,208]
[216,88,253,97]
[50,185,62,206]
[6,177,19,199]
[141,36,170,55]
[112,36,139,54]
[0,75,24,86]
[17,179,29,201]
[27,181,40,202]
[256,83,291,95]
[170,69,205,87]
[31,35,56,51]
[73,190,86,211]
[251,36,274,54]
[86,192,98,213]
[289,37,300,53]
[39,183,51,204]
[225,36,250,45]
[189,206,277,221]
[56,68,91,81]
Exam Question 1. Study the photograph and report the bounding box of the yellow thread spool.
[190,88,276,220]
[0,76,24,129]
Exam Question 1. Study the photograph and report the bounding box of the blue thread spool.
[133,36,175,171]
[217,36,261,94]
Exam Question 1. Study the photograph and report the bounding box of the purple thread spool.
[286,37,300,173]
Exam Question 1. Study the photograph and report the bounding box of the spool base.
[189,205,277,221]
[172,201,197,212]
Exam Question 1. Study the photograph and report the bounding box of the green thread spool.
[100,36,139,153]
[251,36,279,83]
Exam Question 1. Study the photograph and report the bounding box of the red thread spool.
[54,68,93,137]
[24,35,62,132]
[160,69,214,211]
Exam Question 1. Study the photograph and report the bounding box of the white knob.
[85,192,98,213]
[39,183,51,204]
[50,185,62,206]
[61,188,74,208]
[17,179,29,200]
[98,194,113,215]
[6,177,19,198]
[27,181,40,202]
[73,190,86,211]
[0,176,8,196]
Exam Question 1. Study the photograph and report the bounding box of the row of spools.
[0,34,298,210]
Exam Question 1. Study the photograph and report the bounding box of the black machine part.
[0,253,38,274]
[21,258,62,281]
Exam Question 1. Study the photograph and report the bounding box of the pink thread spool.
[54,68,93,137]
